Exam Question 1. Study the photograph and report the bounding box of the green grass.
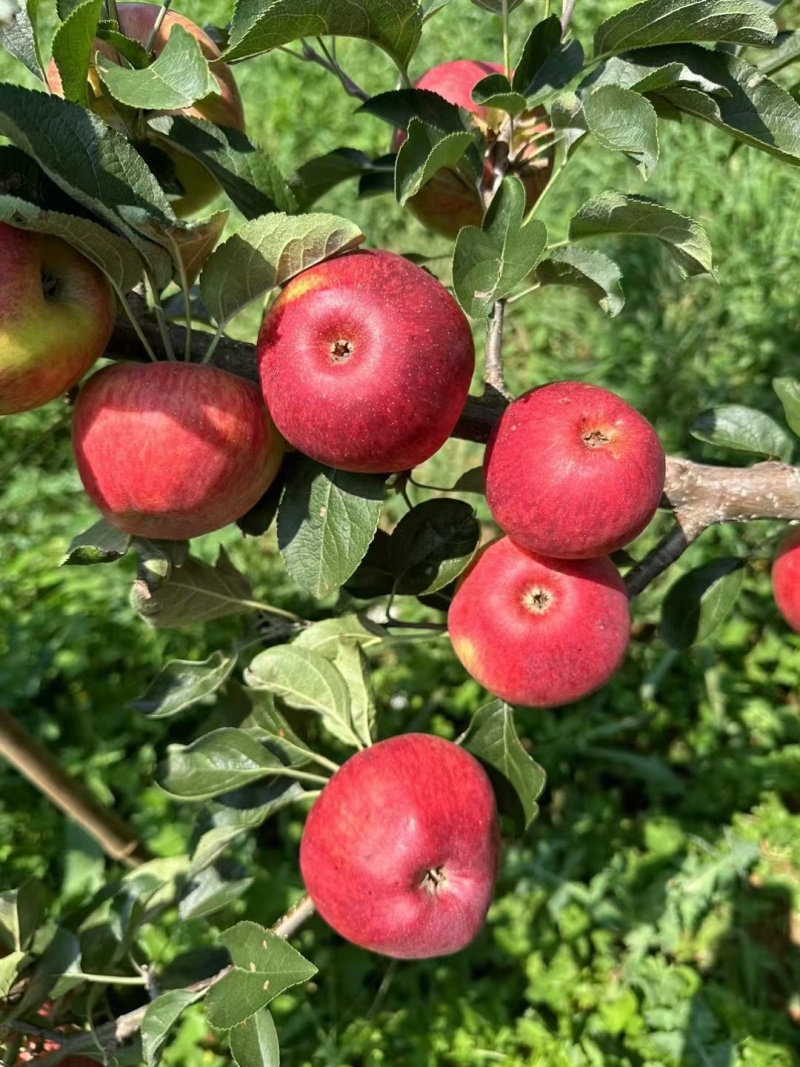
[1,1,800,1065]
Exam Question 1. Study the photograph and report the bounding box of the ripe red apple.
[0,223,115,415]
[299,733,500,959]
[73,361,283,539]
[485,381,666,559]
[392,59,554,239]
[772,528,800,630]
[448,536,630,707]
[256,249,475,473]
[46,2,245,216]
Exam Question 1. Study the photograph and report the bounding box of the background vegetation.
[1,0,799,1063]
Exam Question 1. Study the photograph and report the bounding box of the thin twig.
[624,521,701,598]
[561,0,578,32]
[277,39,369,102]
[484,299,512,400]
[144,0,172,52]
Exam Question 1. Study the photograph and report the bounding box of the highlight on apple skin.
[299,733,501,960]
[257,249,476,474]
[73,361,284,540]
[484,381,666,560]
[391,59,554,239]
[448,536,631,707]
[772,528,800,631]
[0,223,115,416]
[46,2,245,216]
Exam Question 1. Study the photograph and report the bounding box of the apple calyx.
[420,865,447,892]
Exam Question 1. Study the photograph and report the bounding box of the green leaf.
[0,0,43,81]
[661,557,746,648]
[0,883,47,951]
[773,377,800,438]
[294,614,386,658]
[550,90,589,154]
[341,528,395,599]
[277,459,385,601]
[15,927,81,1016]
[583,84,660,178]
[471,73,528,116]
[585,50,731,95]
[179,868,254,922]
[245,646,358,748]
[96,20,151,67]
[359,86,466,132]
[451,466,486,494]
[200,213,363,328]
[230,1008,280,1067]
[98,24,215,111]
[390,499,480,595]
[132,537,190,586]
[159,210,229,290]
[593,0,776,56]
[291,147,374,210]
[239,691,315,767]
[130,653,238,719]
[395,120,476,206]
[160,728,300,801]
[459,700,547,834]
[224,0,423,71]
[51,0,103,106]
[205,921,317,1030]
[61,518,131,566]
[148,114,296,221]
[333,640,375,747]
[757,28,800,75]
[690,404,794,461]
[569,191,713,276]
[535,246,625,315]
[131,547,261,629]
[142,989,204,1067]
[453,175,548,318]
[0,950,27,999]
[512,15,585,105]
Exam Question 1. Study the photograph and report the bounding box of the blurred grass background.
[1,0,800,1064]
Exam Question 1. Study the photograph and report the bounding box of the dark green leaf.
[99,24,215,111]
[160,728,298,801]
[142,990,203,1067]
[130,653,237,719]
[200,213,363,328]
[583,84,660,177]
[757,28,800,75]
[460,700,547,834]
[661,557,746,648]
[359,86,466,132]
[0,951,27,999]
[585,50,731,94]
[132,537,190,586]
[277,458,385,600]
[341,528,395,599]
[451,466,486,494]
[245,645,358,747]
[294,614,386,658]
[471,73,528,116]
[513,15,585,104]
[239,690,315,767]
[550,90,589,154]
[61,518,131,566]
[51,0,103,106]
[230,1008,280,1067]
[453,175,548,318]
[225,0,422,70]
[131,547,262,629]
[535,246,625,315]
[690,404,794,460]
[0,883,47,951]
[395,120,476,206]
[148,114,296,221]
[179,868,254,922]
[773,377,800,438]
[569,191,713,276]
[0,0,43,81]
[205,921,317,1030]
[390,498,480,595]
[15,927,81,1016]
[291,147,374,210]
[96,20,151,67]
[593,0,776,56]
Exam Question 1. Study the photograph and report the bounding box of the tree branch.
[483,299,512,400]
[0,709,145,868]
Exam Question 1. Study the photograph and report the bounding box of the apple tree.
[1,0,800,1062]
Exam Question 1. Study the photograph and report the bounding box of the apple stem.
[145,273,177,361]
[117,287,160,362]
[561,0,578,32]
[202,324,225,365]
[145,0,173,53]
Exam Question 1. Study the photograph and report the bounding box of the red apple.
[256,249,475,473]
[0,224,115,415]
[392,59,554,239]
[772,528,800,630]
[46,2,245,216]
[72,361,283,539]
[448,536,630,707]
[485,381,666,559]
[299,733,500,959]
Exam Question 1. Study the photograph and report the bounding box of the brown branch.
[483,300,512,400]
[0,709,145,868]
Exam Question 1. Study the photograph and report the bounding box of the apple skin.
[46,2,245,216]
[256,249,475,474]
[73,361,284,539]
[299,733,501,959]
[448,536,630,707]
[484,381,666,559]
[392,59,554,239]
[0,224,115,415]
[772,528,800,630]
